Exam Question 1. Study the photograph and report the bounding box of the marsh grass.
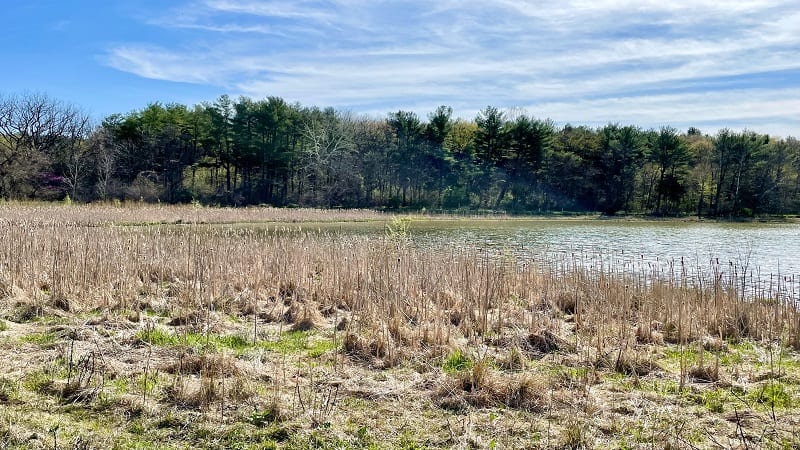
[1,204,800,448]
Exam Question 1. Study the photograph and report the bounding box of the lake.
[277,218,800,300]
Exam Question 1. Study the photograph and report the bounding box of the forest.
[1,92,798,216]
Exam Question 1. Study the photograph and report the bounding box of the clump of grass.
[523,329,574,355]
[442,350,472,373]
[685,344,722,382]
[6,302,40,323]
[551,290,577,315]
[341,330,402,368]
[307,339,337,358]
[215,334,251,352]
[136,326,253,353]
[259,330,312,355]
[162,353,240,377]
[246,401,285,427]
[163,374,251,411]
[694,388,731,413]
[635,323,664,345]
[22,370,55,394]
[559,419,594,449]
[749,381,793,408]
[0,377,17,403]
[597,348,660,377]
[498,346,527,371]
[136,326,178,346]
[436,359,544,412]
[20,332,57,347]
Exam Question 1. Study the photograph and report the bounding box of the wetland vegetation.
[1,204,800,448]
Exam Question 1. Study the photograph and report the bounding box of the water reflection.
[408,220,800,301]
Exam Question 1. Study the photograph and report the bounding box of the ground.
[0,203,799,449]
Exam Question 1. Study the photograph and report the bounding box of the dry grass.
[0,200,389,225]
[0,204,799,448]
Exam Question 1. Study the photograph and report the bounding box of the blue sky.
[2,0,798,136]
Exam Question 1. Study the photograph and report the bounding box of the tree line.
[1,92,799,217]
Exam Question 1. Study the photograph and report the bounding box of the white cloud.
[104,0,800,135]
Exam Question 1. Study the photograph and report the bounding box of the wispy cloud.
[104,0,800,135]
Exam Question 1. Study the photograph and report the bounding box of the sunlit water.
[236,218,800,300]
[404,219,800,300]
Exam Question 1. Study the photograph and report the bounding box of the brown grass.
[1,204,799,448]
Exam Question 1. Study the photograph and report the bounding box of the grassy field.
[1,204,800,449]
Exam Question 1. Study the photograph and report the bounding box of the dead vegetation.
[0,204,799,448]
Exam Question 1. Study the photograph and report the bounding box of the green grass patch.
[136,327,180,346]
[111,377,130,395]
[719,350,744,366]
[442,350,472,373]
[134,372,160,396]
[136,327,252,352]
[20,331,57,346]
[220,423,284,448]
[0,319,7,331]
[776,349,800,371]
[748,381,793,409]
[215,334,251,352]
[638,379,681,396]
[258,330,313,355]
[22,369,55,394]
[135,327,334,358]
[690,388,734,413]
[307,339,338,358]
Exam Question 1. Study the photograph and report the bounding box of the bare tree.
[0,93,90,198]
[299,108,358,205]
[61,121,93,200]
[91,128,118,200]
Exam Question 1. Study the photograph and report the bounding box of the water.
[404,219,800,300]
[230,217,800,300]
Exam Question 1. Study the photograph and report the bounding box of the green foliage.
[136,327,177,346]
[134,328,333,358]
[136,327,253,353]
[307,339,337,358]
[749,381,793,408]
[385,217,412,240]
[3,89,799,217]
[692,388,730,413]
[22,369,55,394]
[258,330,309,354]
[246,408,281,428]
[397,432,428,450]
[215,334,251,351]
[219,423,283,448]
[20,331,57,346]
[559,419,593,449]
[442,350,472,373]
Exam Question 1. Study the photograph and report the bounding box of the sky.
[1,0,798,136]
